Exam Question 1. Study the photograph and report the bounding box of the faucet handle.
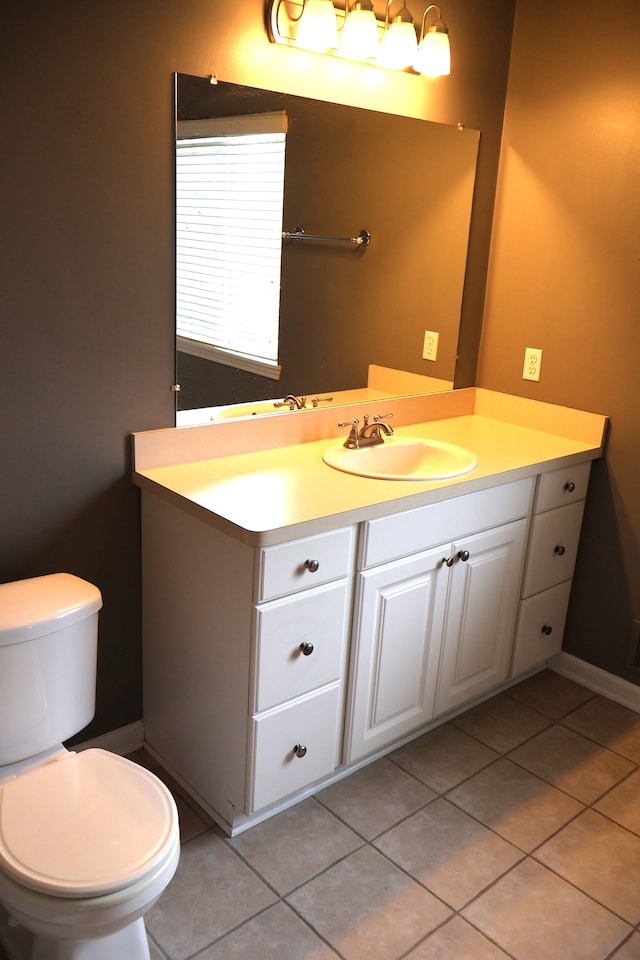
[338,419,360,449]
[373,412,393,422]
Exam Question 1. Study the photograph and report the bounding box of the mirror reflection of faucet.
[274,395,305,410]
[338,413,394,449]
[273,394,334,410]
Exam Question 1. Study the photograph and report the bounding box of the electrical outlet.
[423,330,439,361]
[523,347,543,381]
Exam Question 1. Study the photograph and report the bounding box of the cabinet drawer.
[252,581,350,713]
[360,478,534,568]
[534,462,591,514]
[512,581,572,676]
[249,685,342,812]
[521,500,585,597]
[256,527,355,601]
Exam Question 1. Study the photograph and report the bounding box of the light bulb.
[296,0,339,52]
[379,18,417,69]
[339,2,379,61]
[414,28,450,76]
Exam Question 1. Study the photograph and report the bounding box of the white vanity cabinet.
[345,478,533,763]
[136,389,606,834]
[511,462,591,675]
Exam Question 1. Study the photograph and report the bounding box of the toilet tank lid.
[0,574,103,646]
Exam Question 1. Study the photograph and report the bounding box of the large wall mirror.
[175,73,480,422]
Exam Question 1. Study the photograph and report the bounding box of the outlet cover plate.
[423,330,439,361]
[523,347,542,381]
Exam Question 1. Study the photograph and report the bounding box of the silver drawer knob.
[442,550,470,566]
[541,624,553,635]
[293,744,307,758]
[554,544,566,556]
[564,481,576,492]
[304,559,320,573]
[299,642,314,656]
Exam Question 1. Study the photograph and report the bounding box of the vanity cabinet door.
[345,544,449,764]
[435,518,528,716]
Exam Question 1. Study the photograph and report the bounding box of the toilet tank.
[0,573,103,765]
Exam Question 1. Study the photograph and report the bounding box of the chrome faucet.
[361,412,394,442]
[338,413,394,449]
[274,394,307,410]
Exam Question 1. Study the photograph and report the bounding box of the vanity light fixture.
[265,0,451,76]
[414,3,450,76]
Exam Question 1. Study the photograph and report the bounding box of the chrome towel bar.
[282,225,371,247]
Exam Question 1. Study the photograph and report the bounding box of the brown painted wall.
[1,1,514,738]
[479,0,640,679]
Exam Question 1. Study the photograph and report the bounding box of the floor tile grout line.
[182,901,299,960]
[604,930,639,960]
[526,850,639,931]
[503,686,598,721]
[503,746,639,809]
[314,785,441,845]
[370,829,529,916]
[556,717,640,764]
[283,900,350,960]
[385,730,500,793]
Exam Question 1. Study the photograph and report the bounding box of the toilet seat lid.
[0,749,178,898]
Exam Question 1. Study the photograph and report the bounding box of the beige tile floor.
[2,670,640,960]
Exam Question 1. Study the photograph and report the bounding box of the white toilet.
[0,573,180,960]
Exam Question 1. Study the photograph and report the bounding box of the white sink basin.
[322,436,478,481]
[215,401,290,419]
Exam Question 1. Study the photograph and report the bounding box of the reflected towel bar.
[282,226,371,247]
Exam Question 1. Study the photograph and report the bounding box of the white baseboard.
[549,652,640,713]
[76,720,145,756]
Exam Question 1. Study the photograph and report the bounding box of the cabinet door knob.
[293,744,307,758]
[554,544,566,556]
[299,642,314,656]
[442,555,455,567]
[304,558,320,573]
[457,550,470,562]
[564,481,576,492]
[541,624,553,635]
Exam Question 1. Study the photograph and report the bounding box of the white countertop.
[132,390,607,546]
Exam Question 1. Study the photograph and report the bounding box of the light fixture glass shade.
[379,16,417,69]
[414,28,450,75]
[339,3,379,61]
[296,0,340,52]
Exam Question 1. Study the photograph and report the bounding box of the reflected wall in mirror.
[175,74,480,419]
